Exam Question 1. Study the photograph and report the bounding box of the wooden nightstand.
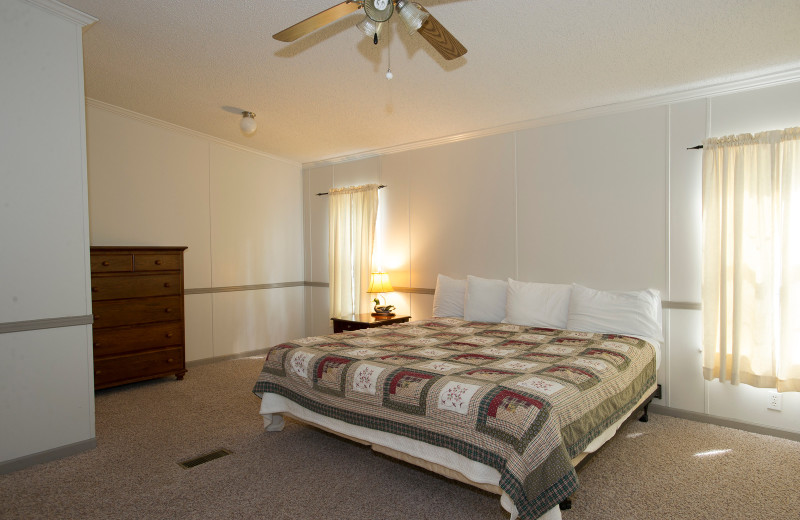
[331,313,411,333]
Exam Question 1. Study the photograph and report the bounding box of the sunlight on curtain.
[328,184,379,318]
[702,127,800,392]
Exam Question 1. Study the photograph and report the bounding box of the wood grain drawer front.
[91,254,133,273]
[335,321,364,333]
[93,322,183,357]
[134,254,181,271]
[92,296,182,328]
[94,347,184,388]
[91,273,181,301]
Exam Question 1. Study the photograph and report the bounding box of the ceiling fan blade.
[273,1,362,42]
[416,6,467,60]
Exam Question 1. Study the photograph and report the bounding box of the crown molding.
[85,98,301,168]
[22,0,97,27]
[303,65,800,169]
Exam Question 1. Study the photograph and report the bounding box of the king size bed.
[252,277,663,520]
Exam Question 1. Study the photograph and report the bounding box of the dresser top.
[90,246,188,252]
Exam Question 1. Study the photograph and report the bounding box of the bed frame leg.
[639,403,650,423]
[559,498,572,511]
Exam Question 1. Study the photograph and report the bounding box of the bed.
[253,277,663,520]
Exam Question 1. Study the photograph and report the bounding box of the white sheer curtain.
[702,127,800,392]
[328,184,379,318]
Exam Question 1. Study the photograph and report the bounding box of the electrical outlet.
[767,391,783,411]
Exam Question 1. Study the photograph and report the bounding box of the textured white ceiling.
[62,0,800,164]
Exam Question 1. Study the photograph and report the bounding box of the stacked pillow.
[504,278,572,329]
[431,273,663,341]
[566,284,663,341]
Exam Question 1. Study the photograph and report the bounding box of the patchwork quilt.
[253,318,656,520]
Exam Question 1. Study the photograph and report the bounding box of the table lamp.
[367,272,395,316]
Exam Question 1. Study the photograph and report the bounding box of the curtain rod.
[687,145,703,150]
[316,185,386,196]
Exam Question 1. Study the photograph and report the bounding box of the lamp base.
[372,302,396,316]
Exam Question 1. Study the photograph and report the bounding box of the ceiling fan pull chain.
[374,32,378,44]
[386,28,393,80]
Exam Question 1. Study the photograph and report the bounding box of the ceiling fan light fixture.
[396,0,429,34]
[240,111,257,135]
[363,0,394,23]
[356,16,386,40]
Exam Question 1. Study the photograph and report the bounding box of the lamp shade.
[240,111,257,135]
[367,272,394,293]
[356,16,385,39]
[396,0,429,34]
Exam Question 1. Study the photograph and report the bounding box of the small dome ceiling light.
[240,111,257,135]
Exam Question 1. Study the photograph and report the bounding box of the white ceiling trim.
[303,65,800,170]
[85,98,301,167]
[23,0,97,27]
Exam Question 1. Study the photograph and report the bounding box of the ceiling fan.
[273,0,467,61]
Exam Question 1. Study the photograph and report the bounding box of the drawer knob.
[155,260,162,265]
[166,333,173,338]
[94,314,99,320]
[163,282,171,288]
[94,341,100,347]
[102,261,110,266]
[95,370,102,375]
[91,287,98,292]
[167,358,174,363]
[165,308,172,313]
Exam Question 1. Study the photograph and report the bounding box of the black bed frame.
[559,384,662,511]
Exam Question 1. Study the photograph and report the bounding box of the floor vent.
[178,448,232,469]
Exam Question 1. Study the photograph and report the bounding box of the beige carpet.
[1,356,799,520]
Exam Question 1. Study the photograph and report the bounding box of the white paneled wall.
[86,107,213,288]
[1,0,96,467]
[304,80,800,435]
[702,84,800,432]
[515,108,667,290]
[86,103,305,362]
[403,135,518,287]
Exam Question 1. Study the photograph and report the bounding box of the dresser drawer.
[91,273,181,301]
[92,296,182,328]
[94,347,184,388]
[91,254,133,273]
[93,322,183,357]
[134,253,181,271]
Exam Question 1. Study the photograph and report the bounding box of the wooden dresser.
[90,246,188,389]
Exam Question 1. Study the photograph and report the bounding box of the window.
[328,184,380,317]
[702,127,800,392]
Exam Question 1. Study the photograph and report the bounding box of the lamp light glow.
[367,272,394,293]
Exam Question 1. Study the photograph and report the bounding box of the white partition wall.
[666,99,707,414]
[86,103,305,362]
[0,0,97,471]
[303,79,800,437]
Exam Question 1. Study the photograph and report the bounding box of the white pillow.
[566,284,663,341]
[503,279,572,329]
[432,274,467,318]
[464,275,508,323]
